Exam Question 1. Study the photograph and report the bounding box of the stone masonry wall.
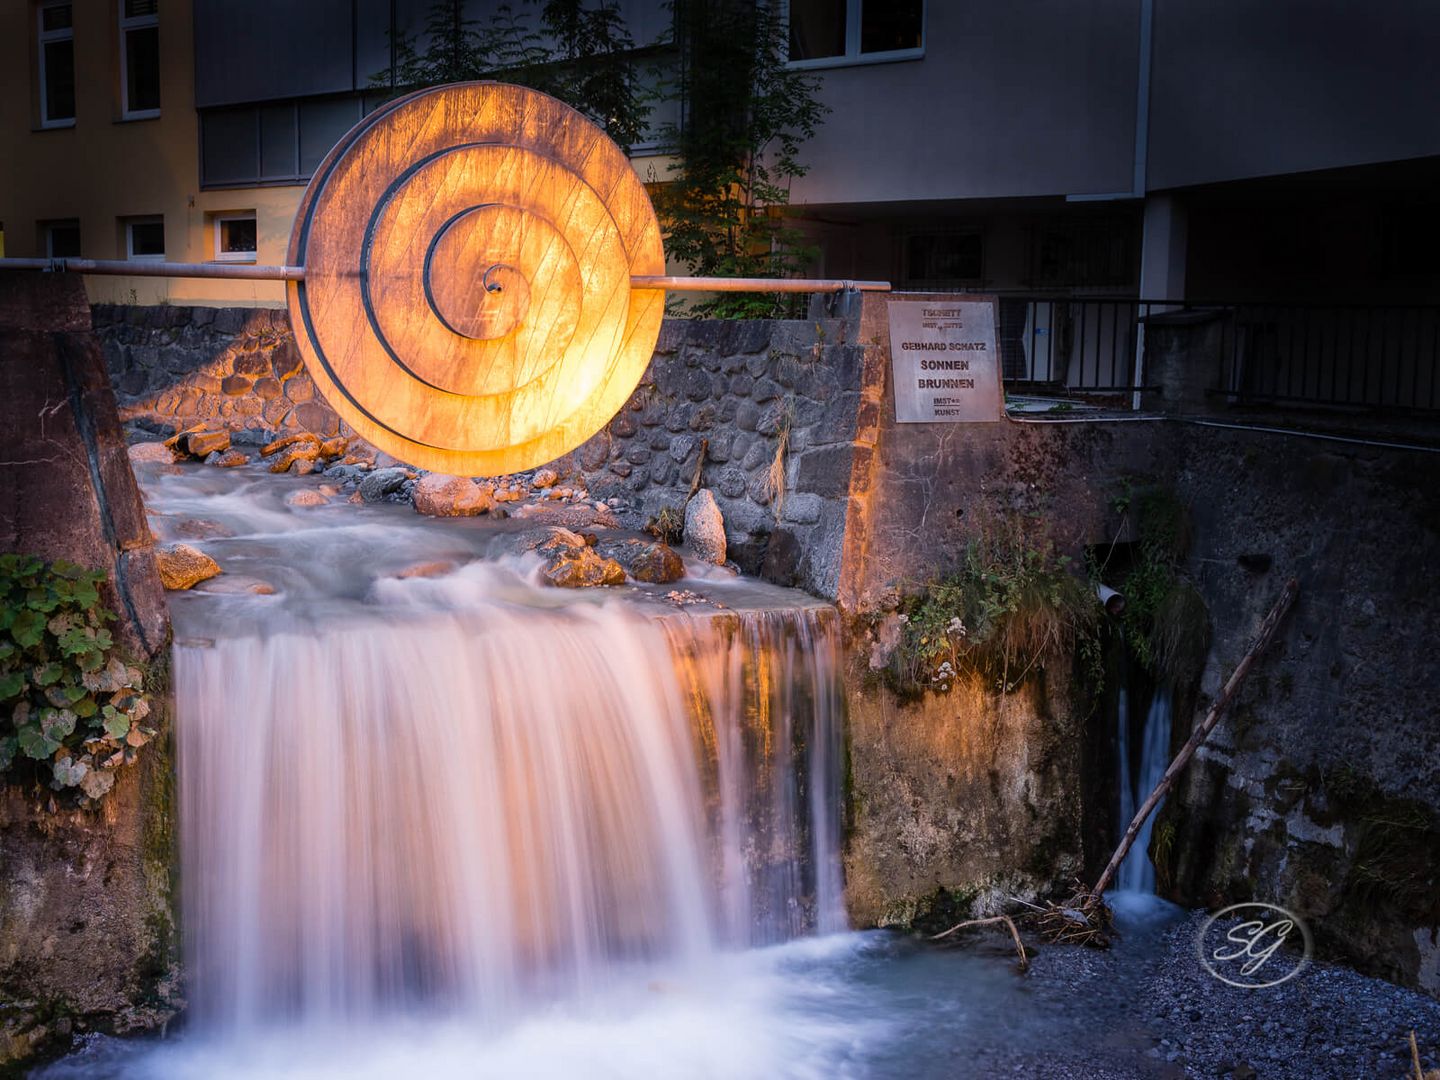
[559,317,866,598]
[93,303,343,441]
[95,305,869,599]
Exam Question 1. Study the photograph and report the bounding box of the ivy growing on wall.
[0,554,156,805]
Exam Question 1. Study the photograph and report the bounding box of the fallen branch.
[1412,1029,1440,1080]
[1090,577,1300,899]
[930,914,1029,971]
[1034,887,1113,948]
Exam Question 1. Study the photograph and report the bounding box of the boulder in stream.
[359,466,413,502]
[182,429,230,458]
[595,538,685,584]
[156,543,221,590]
[413,473,496,517]
[684,489,727,565]
[540,546,626,588]
[128,440,179,465]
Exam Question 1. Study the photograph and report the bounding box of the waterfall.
[175,563,846,1035]
[1114,686,1174,895]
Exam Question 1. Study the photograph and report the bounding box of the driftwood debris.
[930,914,1029,971]
[1090,577,1300,900]
[1411,1029,1440,1080]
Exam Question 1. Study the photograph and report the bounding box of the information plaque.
[887,299,1002,423]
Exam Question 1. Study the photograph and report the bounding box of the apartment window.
[902,230,983,287]
[43,219,82,258]
[789,0,924,66]
[213,212,257,262]
[38,2,76,128]
[120,0,160,119]
[1028,218,1136,289]
[199,95,374,188]
[124,216,164,260]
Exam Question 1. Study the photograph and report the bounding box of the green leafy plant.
[654,0,829,318]
[890,514,1099,696]
[0,554,155,804]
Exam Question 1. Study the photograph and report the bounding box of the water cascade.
[1114,686,1175,895]
[40,467,1048,1078]
[177,574,845,1033]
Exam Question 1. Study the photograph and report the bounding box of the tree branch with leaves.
[656,0,829,317]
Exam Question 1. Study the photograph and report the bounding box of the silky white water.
[179,584,845,1031]
[1114,685,1175,896]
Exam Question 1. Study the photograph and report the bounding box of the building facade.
[2,0,1438,315]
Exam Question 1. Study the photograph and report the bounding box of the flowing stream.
[39,464,1187,1079]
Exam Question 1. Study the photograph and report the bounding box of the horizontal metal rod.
[0,259,891,293]
[630,276,891,293]
[0,258,305,280]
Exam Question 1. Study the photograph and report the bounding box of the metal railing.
[997,296,1146,396]
[994,295,1440,415]
[1210,301,1440,414]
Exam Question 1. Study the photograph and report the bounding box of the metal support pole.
[0,258,891,295]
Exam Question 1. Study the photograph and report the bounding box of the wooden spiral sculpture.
[286,82,666,476]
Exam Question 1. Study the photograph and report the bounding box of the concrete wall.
[0,274,178,1063]
[1148,0,1440,191]
[836,290,1440,994]
[792,1,1142,207]
[1164,424,1440,993]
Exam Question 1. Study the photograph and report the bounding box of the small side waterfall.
[1114,686,1174,895]
[176,567,845,1035]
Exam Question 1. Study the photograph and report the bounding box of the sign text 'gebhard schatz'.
[887,299,1002,423]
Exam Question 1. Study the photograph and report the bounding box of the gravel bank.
[963,903,1440,1079]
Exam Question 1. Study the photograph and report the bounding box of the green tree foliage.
[376,0,653,151]
[656,0,829,317]
[0,554,155,805]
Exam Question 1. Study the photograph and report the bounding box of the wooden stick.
[1090,577,1300,899]
[930,914,1029,970]
[685,438,708,503]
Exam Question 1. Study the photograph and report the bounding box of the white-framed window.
[43,219,82,258]
[119,0,160,120]
[38,2,76,128]
[212,211,257,262]
[788,0,924,68]
[124,215,164,260]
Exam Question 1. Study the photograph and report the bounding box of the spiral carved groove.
[285,82,665,476]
